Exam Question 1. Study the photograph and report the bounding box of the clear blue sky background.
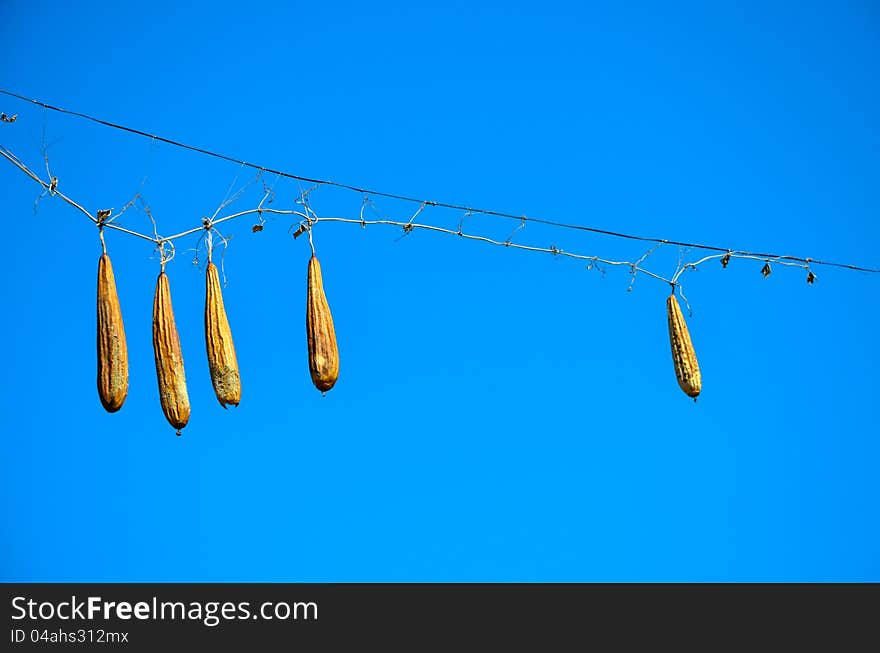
[1,1,878,581]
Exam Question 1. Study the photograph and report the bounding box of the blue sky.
[1,1,878,581]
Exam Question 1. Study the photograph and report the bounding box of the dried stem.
[0,143,866,295]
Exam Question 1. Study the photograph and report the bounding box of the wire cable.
[1,87,878,274]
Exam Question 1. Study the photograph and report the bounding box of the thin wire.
[0,146,851,295]
[2,88,877,274]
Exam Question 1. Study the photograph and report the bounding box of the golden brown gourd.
[667,293,701,399]
[205,262,241,408]
[306,254,339,393]
[152,271,190,432]
[96,253,128,412]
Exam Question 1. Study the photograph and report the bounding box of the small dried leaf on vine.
[761,262,771,278]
